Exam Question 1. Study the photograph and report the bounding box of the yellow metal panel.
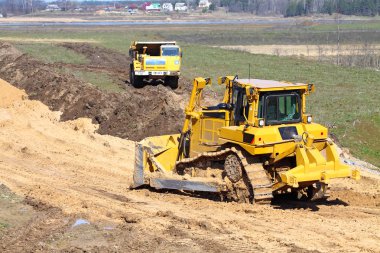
[278,143,359,188]
[139,134,180,172]
[200,118,226,145]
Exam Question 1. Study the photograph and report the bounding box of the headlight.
[174,60,179,65]
[259,119,264,127]
[307,116,312,123]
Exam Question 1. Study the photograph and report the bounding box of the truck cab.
[129,41,182,89]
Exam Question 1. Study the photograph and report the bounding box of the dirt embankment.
[0,42,184,141]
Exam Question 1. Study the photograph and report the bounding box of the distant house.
[145,3,161,11]
[127,3,138,10]
[46,4,60,11]
[162,3,173,12]
[174,3,187,11]
[104,6,116,11]
[198,0,211,8]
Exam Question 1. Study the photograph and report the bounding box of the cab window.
[232,87,249,125]
[265,94,301,125]
[161,47,179,56]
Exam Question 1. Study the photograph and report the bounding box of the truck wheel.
[130,71,144,88]
[166,76,179,89]
[129,64,134,83]
[133,76,144,88]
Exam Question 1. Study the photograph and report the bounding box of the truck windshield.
[264,94,301,125]
[162,47,179,56]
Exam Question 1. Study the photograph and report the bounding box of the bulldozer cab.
[188,77,311,155]
[199,79,304,131]
[218,77,312,128]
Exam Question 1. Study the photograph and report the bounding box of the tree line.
[285,0,380,17]
[1,0,379,16]
[217,0,380,16]
[1,0,46,15]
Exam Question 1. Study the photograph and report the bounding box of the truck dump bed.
[131,41,176,56]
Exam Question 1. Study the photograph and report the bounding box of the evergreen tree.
[285,0,297,16]
[305,0,314,14]
[296,0,305,15]
[321,0,335,15]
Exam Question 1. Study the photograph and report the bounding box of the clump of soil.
[0,42,184,141]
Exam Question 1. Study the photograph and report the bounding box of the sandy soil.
[0,78,379,252]
[220,44,380,57]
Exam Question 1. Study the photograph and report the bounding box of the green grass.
[310,21,380,31]
[349,115,380,167]
[15,43,89,64]
[0,25,379,167]
[71,70,124,92]
[0,222,9,230]
[0,29,140,53]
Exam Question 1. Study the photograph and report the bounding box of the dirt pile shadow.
[0,42,184,141]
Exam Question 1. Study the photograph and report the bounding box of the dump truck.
[132,76,360,204]
[129,41,182,89]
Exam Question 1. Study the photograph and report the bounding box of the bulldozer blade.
[150,177,224,193]
[132,142,145,188]
[132,134,181,188]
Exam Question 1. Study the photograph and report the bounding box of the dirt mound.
[0,77,135,220]
[0,42,184,141]
[0,79,26,107]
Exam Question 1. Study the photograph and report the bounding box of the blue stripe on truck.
[146,59,166,65]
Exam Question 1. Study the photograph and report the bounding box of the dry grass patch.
[219,44,380,57]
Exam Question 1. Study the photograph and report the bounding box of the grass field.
[310,20,380,31]
[17,43,89,64]
[56,68,124,92]
[0,20,379,167]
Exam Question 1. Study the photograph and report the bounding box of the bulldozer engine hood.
[219,122,328,147]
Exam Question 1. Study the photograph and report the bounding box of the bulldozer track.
[175,147,273,204]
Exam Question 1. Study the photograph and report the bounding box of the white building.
[146,3,161,12]
[174,3,187,11]
[198,0,211,8]
[46,4,60,11]
[162,3,173,12]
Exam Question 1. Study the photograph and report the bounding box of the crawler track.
[175,147,273,204]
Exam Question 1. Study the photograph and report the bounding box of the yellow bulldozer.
[132,76,360,203]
